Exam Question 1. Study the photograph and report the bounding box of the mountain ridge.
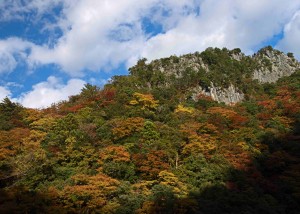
[128,46,299,104]
[0,46,299,213]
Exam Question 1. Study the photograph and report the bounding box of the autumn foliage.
[0,61,300,213]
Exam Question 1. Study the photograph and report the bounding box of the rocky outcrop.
[230,52,245,61]
[153,54,207,78]
[135,47,299,104]
[192,83,244,105]
[253,48,300,83]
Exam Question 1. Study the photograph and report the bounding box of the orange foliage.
[64,104,85,113]
[221,142,252,171]
[133,150,169,180]
[223,151,252,171]
[207,107,238,118]
[84,87,117,108]
[207,106,248,129]
[257,112,273,121]
[0,128,30,160]
[110,117,144,140]
[99,145,131,164]
[257,99,277,111]
[180,122,219,137]
[180,122,219,157]
[59,173,120,212]
[275,87,300,116]
[196,93,214,101]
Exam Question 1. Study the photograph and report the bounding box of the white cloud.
[0,86,11,101]
[0,0,65,21]
[142,0,300,60]
[0,38,34,74]
[16,76,86,108]
[276,11,300,59]
[1,1,205,75]
[0,52,17,74]
[27,0,300,71]
[28,0,160,75]
[1,0,300,77]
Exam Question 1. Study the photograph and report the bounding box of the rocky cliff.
[192,83,245,105]
[130,47,299,104]
[252,47,299,83]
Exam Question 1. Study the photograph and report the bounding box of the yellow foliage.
[136,201,155,214]
[129,92,159,110]
[110,117,144,140]
[272,116,294,130]
[22,108,43,124]
[132,180,156,196]
[237,142,250,151]
[60,173,120,212]
[158,171,188,197]
[129,100,139,105]
[22,130,47,157]
[183,137,217,157]
[175,104,194,114]
[29,116,57,132]
[12,130,47,176]
[100,201,121,214]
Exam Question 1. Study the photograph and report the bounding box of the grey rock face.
[192,84,244,105]
[253,49,300,83]
[230,52,245,61]
[152,54,207,78]
[145,48,299,104]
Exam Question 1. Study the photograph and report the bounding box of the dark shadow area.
[1,129,299,213]
[0,186,63,214]
[144,123,300,214]
[1,131,300,214]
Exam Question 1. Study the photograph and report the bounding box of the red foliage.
[95,88,116,107]
[230,114,248,128]
[223,151,252,171]
[257,112,272,121]
[58,88,116,113]
[133,150,169,180]
[65,104,84,113]
[225,181,238,191]
[257,99,276,111]
[196,94,214,101]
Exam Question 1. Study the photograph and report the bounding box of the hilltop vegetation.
[0,47,300,213]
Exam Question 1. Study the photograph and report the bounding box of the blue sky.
[0,0,300,108]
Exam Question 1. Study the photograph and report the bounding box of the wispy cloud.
[0,38,34,74]
[0,0,65,21]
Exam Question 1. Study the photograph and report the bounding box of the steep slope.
[0,47,300,213]
[129,46,300,104]
[253,47,299,83]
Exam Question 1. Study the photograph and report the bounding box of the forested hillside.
[0,47,300,213]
